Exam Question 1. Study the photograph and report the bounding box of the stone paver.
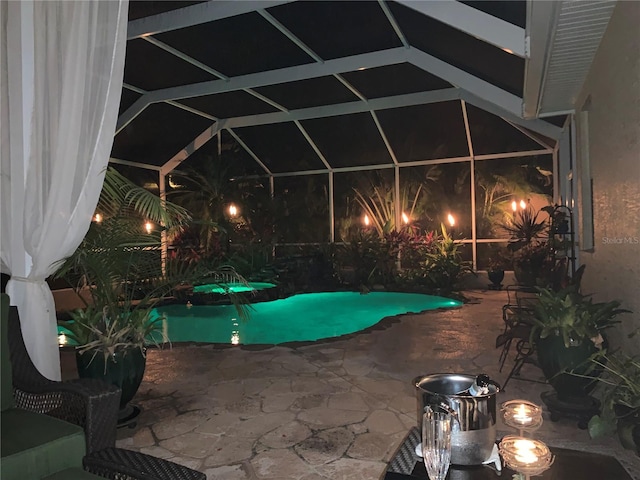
[56,290,640,480]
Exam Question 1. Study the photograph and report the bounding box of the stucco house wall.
[575,0,640,352]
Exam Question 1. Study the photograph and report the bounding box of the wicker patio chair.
[7,304,121,454]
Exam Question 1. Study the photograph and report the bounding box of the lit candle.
[499,435,554,476]
[513,404,533,425]
[513,438,536,451]
[501,400,542,431]
[515,449,539,465]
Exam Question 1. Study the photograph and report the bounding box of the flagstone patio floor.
[61,289,640,479]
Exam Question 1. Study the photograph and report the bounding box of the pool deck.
[61,289,640,479]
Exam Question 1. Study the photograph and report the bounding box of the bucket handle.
[487,379,502,393]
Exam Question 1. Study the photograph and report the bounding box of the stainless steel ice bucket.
[413,373,501,465]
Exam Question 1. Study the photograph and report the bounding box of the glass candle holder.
[501,400,543,432]
[499,435,554,476]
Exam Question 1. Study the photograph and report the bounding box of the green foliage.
[55,168,250,362]
[351,167,439,238]
[474,157,552,238]
[587,351,640,440]
[420,224,474,291]
[531,276,630,348]
[336,230,400,287]
[503,206,548,252]
[59,305,166,359]
[487,245,511,271]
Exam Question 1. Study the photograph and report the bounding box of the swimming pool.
[192,282,276,295]
[152,291,461,345]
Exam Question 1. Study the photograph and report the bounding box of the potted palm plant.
[501,206,552,287]
[487,246,511,289]
[56,168,249,422]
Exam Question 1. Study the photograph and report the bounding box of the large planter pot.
[513,264,538,287]
[614,404,640,455]
[536,335,603,400]
[76,347,146,409]
[487,269,505,287]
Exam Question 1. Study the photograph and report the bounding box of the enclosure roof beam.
[370,111,399,165]
[223,88,461,129]
[459,91,562,140]
[505,120,555,150]
[473,149,553,161]
[109,157,162,171]
[379,0,410,48]
[234,147,555,178]
[407,48,523,117]
[142,36,229,80]
[225,128,273,176]
[460,100,474,158]
[397,0,526,58]
[143,48,410,103]
[160,122,222,176]
[127,1,295,39]
[294,121,333,171]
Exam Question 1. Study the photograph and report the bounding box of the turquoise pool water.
[152,292,461,345]
[193,282,276,295]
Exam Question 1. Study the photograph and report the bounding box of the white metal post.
[329,171,335,243]
[159,171,167,275]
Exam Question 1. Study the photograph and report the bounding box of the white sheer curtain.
[0,1,128,380]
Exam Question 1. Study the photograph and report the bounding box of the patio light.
[228,204,238,217]
[511,200,517,212]
[363,214,370,227]
[144,221,153,234]
[447,213,455,227]
[401,212,410,224]
[94,213,102,223]
[520,200,527,210]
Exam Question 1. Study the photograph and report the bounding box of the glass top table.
[383,427,634,480]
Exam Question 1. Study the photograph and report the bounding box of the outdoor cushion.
[42,467,104,479]
[1,408,86,480]
[1,293,15,411]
